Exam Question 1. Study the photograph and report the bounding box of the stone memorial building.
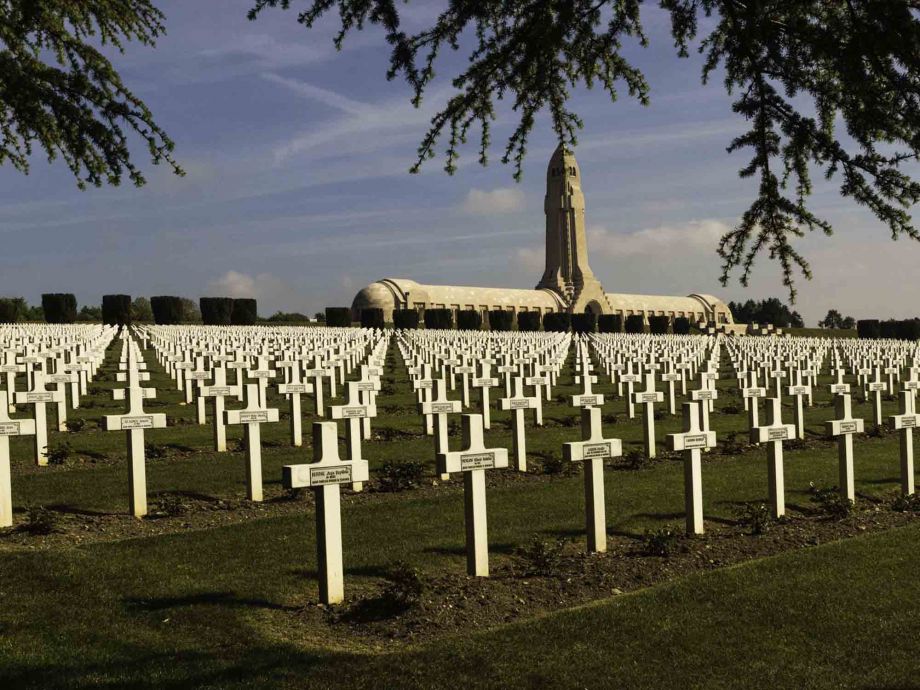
[352,145,734,328]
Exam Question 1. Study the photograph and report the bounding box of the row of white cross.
[3,325,920,609]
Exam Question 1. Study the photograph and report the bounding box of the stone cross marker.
[104,366,167,518]
[667,402,717,535]
[471,362,499,430]
[199,365,237,452]
[499,377,538,472]
[0,389,36,528]
[632,372,663,458]
[742,371,767,440]
[889,390,920,496]
[866,367,888,428]
[437,413,509,577]
[283,421,369,605]
[562,406,622,552]
[330,381,377,492]
[750,397,797,518]
[15,369,63,466]
[420,378,461,480]
[224,383,280,502]
[825,393,864,502]
[277,364,311,447]
[785,371,811,441]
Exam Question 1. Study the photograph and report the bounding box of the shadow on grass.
[124,591,298,613]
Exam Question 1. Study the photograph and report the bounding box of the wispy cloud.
[588,219,729,258]
[207,270,305,313]
[461,187,525,215]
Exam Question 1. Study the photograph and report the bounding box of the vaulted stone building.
[352,145,734,328]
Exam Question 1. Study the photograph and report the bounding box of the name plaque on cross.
[681,434,710,449]
[583,441,615,459]
[0,421,23,435]
[308,465,354,485]
[460,452,498,471]
[120,416,155,430]
[429,402,457,414]
[24,392,54,403]
[509,399,533,409]
[768,427,791,441]
[239,411,270,424]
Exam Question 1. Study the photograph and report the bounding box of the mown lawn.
[1,337,918,688]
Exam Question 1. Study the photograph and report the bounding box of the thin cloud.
[462,187,525,215]
[588,219,729,258]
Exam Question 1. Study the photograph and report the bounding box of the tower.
[536,144,610,314]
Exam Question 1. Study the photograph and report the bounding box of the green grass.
[1,337,918,688]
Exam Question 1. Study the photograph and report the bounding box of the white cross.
[15,369,63,466]
[619,363,640,419]
[283,421,369,605]
[420,378,461,480]
[104,362,167,518]
[666,402,717,535]
[866,366,888,428]
[499,377,538,472]
[571,372,604,409]
[330,381,378,492]
[824,393,864,502]
[471,361,498,430]
[436,413,509,577]
[632,372,664,458]
[785,370,811,440]
[276,362,311,447]
[563,406,622,552]
[224,383,280,502]
[199,365,238,452]
[889,390,919,496]
[0,389,36,528]
[750,397,797,518]
[247,356,276,409]
[689,371,719,437]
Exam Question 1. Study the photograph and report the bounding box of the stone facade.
[352,145,734,327]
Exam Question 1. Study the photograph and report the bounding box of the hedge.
[41,293,77,324]
[231,298,258,325]
[648,315,671,335]
[424,308,454,330]
[673,316,691,335]
[488,310,514,332]
[360,308,385,329]
[543,312,571,332]
[326,307,352,327]
[0,297,27,323]
[199,297,234,325]
[624,314,646,334]
[571,313,597,334]
[857,319,881,339]
[393,310,420,329]
[101,294,132,326]
[150,296,184,325]
[598,314,622,333]
[457,310,483,331]
[895,319,920,341]
[517,311,542,332]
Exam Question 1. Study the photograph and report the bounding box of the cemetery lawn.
[1,519,919,688]
[4,340,920,687]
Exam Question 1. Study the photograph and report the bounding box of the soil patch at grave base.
[308,501,920,647]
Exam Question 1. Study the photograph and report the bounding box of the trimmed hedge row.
[326,307,352,327]
[102,294,132,326]
[598,314,622,333]
[200,297,234,325]
[571,313,596,334]
[42,293,77,324]
[624,314,646,334]
[151,296,183,325]
[517,312,541,331]
[360,308,385,329]
[393,310,419,329]
[648,315,671,335]
[673,316,691,335]
[457,310,483,331]
[488,310,514,332]
[424,308,454,330]
[856,319,920,340]
[543,312,571,332]
[231,298,258,325]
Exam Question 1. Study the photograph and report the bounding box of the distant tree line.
[728,298,804,329]
[857,319,920,341]
[0,294,268,326]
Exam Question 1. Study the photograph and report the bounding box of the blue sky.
[1,1,917,324]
